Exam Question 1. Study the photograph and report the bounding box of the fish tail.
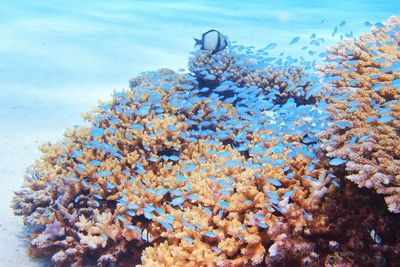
[193,37,202,47]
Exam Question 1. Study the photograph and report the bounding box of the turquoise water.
[1,0,399,98]
[0,1,399,266]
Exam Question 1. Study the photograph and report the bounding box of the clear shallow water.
[0,1,399,266]
[1,0,399,100]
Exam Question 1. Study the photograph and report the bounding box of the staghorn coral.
[320,16,400,213]
[12,18,400,266]
[189,48,319,106]
[13,64,333,266]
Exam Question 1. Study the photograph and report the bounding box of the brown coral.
[13,67,330,266]
[12,17,400,266]
[319,16,400,213]
[189,50,318,105]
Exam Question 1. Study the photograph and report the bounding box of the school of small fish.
[12,17,400,266]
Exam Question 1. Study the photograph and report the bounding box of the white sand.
[0,86,107,266]
[0,1,397,266]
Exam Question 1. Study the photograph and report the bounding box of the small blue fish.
[304,211,312,221]
[378,116,395,123]
[184,164,196,172]
[266,192,279,199]
[372,84,384,91]
[332,27,338,37]
[335,121,353,129]
[72,149,82,158]
[302,175,319,183]
[91,127,104,138]
[289,37,300,44]
[267,178,282,187]
[204,207,212,216]
[220,189,231,195]
[245,199,253,205]
[144,210,153,219]
[91,184,101,190]
[148,157,158,162]
[126,210,136,217]
[170,197,185,206]
[224,160,243,168]
[96,170,112,177]
[365,117,376,123]
[364,21,372,27]
[187,194,199,201]
[218,210,223,217]
[257,222,268,229]
[378,108,392,115]
[204,231,217,238]
[219,200,230,209]
[286,173,295,179]
[155,207,164,215]
[217,151,231,158]
[265,43,277,50]
[156,188,169,196]
[171,189,183,196]
[216,179,234,189]
[135,162,146,174]
[283,189,296,198]
[329,157,346,166]
[183,237,194,243]
[349,136,358,145]
[185,222,196,231]
[164,215,175,224]
[127,225,141,232]
[358,135,370,142]
[213,247,221,253]
[176,174,187,183]
[392,78,400,87]
[160,221,173,231]
[250,145,266,155]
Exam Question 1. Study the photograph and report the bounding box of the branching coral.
[319,16,400,213]
[13,64,332,266]
[189,48,319,106]
[12,16,400,267]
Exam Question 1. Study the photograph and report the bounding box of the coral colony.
[13,17,399,266]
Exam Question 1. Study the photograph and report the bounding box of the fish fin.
[204,29,217,36]
[194,38,202,47]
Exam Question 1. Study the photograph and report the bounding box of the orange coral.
[13,67,328,266]
[12,17,400,266]
[319,16,400,212]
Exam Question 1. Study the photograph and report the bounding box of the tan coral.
[13,67,327,266]
[319,16,400,212]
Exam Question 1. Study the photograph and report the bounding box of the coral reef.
[13,67,330,266]
[12,16,400,266]
[319,16,400,213]
[189,49,319,106]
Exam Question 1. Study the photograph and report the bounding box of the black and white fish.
[194,29,227,54]
[141,228,154,243]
